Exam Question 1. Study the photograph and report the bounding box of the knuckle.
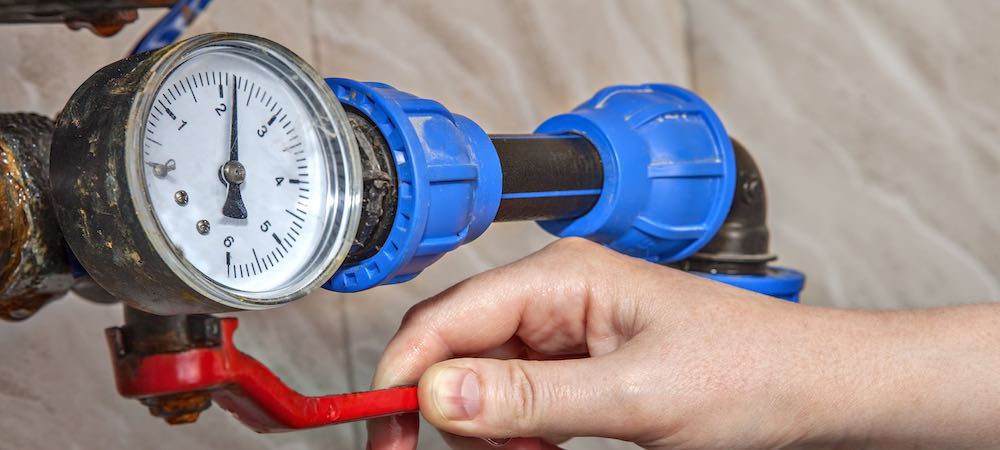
[540,238,594,272]
[499,361,542,433]
[546,236,594,254]
[398,300,429,329]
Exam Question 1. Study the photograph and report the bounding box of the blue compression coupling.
[535,84,737,263]
[324,80,502,292]
[322,81,789,299]
[703,267,806,302]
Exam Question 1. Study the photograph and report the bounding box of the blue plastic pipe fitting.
[323,79,502,292]
[535,84,736,263]
[323,80,804,301]
[703,267,806,303]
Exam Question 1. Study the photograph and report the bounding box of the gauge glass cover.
[127,35,360,309]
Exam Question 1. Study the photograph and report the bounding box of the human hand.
[367,238,1000,449]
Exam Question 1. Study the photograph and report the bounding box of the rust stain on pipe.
[0,114,72,321]
[0,136,30,286]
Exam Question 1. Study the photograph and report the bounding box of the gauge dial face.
[131,37,359,307]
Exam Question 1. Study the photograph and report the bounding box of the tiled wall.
[688,1,1000,309]
[0,1,995,449]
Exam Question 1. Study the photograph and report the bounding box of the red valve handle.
[106,318,418,432]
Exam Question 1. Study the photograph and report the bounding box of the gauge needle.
[221,76,248,219]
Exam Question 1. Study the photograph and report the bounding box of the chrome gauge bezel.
[122,33,361,310]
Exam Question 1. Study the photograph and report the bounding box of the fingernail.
[431,367,480,420]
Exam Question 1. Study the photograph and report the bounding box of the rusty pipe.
[0,113,74,320]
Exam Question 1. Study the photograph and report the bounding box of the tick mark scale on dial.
[282,142,302,152]
[253,249,263,273]
[268,115,277,126]
[272,232,289,252]
[286,232,296,242]
[164,107,176,120]
[285,209,304,221]
[226,251,231,266]
[146,137,162,146]
[186,79,197,102]
[218,83,223,98]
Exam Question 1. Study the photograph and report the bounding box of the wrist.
[794,306,1000,448]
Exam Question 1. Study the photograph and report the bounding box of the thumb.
[418,356,637,441]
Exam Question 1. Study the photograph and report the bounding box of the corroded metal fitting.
[0,113,73,320]
[140,391,214,425]
[106,308,223,424]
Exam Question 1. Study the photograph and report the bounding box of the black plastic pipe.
[490,134,603,222]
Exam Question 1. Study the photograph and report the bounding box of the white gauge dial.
[131,36,360,307]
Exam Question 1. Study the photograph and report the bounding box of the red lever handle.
[106,318,418,432]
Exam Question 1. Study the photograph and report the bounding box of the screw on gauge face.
[174,190,189,206]
[196,220,210,235]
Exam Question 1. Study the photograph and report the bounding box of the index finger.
[371,238,636,390]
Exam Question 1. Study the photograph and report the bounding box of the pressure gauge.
[51,33,361,314]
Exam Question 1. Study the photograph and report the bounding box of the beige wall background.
[0,1,996,449]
